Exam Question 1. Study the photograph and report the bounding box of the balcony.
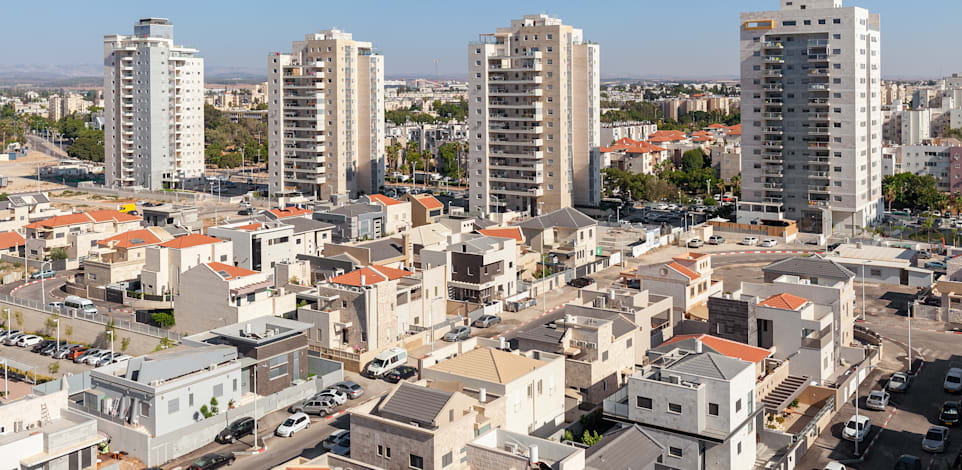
[808,54,830,62]
[489,126,544,134]
[808,39,830,47]
[808,186,830,194]
[809,69,830,77]
[808,142,831,149]
[489,88,543,97]
[763,69,784,78]
[763,127,784,135]
[762,156,783,163]
[764,183,784,190]
[808,157,831,165]
[809,84,830,91]
[490,174,544,184]
[489,76,543,84]
[763,112,784,120]
[489,101,543,110]
[491,186,544,197]
[489,113,543,122]
[764,170,784,177]
[490,138,543,147]
[808,98,830,106]
[808,127,830,135]
[763,56,785,64]
[490,150,543,160]
[763,84,784,92]
[808,113,830,121]
[763,141,783,149]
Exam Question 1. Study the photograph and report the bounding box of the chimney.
[694,338,703,354]
[479,387,487,403]
[528,445,539,467]
[360,274,366,286]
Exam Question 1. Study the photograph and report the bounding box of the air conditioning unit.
[504,442,519,454]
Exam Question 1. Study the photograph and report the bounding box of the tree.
[121,337,130,353]
[210,397,219,415]
[581,429,603,446]
[14,311,22,329]
[66,128,104,162]
[50,248,67,261]
[64,325,73,342]
[386,142,401,171]
[883,173,944,211]
[152,311,176,329]
[681,149,706,173]
[884,185,896,212]
[48,362,59,375]
[44,318,58,335]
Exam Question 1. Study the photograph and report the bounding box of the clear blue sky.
[1,0,958,79]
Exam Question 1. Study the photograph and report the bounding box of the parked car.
[186,452,235,470]
[73,348,101,364]
[707,235,726,245]
[289,396,335,416]
[865,390,890,411]
[40,341,67,356]
[110,354,132,364]
[332,381,364,399]
[923,425,950,453]
[95,352,124,367]
[215,417,254,444]
[896,455,922,470]
[741,237,759,246]
[47,301,63,311]
[31,269,55,280]
[823,462,847,470]
[655,203,668,210]
[66,347,89,361]
[760,238,778,248]
[323,429,350,451]
[0,329,17,341]
[275,412,310,437]
[567,277,594,288]
[842,415,871,442]
[942,402,961,426]
[687,238,704,248]
[926,260,947,270]
[54,345,82,359]
[946,368,962,393]
[888,372,911,392]
[315,388,348,405]
[31,339,55,353]
[3,332,26,346]
[383,365,418,384]
[473,314,502,328]
[331,434,351,456]
[84,350,113,365]
[16,335,42,347]
[443,325,472,342]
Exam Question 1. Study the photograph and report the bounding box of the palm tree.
[924,217,935,243]
[386,142,401,171]
[884,186,896,212]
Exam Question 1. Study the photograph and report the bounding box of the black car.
[31,339,55,353]
[383,365,418,384]
[942,402,961,426]
[215,417,254,444]
[40,341,68,356]
[568,277,594,289]
[895,455,922,470]
[187,452,235,470]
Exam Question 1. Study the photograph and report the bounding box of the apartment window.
[669,447,683,458]
[738,442,743,455]
[636,396,653,409]
[818,19,826,24]
[736,399,743,412]
[627,338,633,348]
[782,20,796,26]
[442,452,453,467]
[233,378,238,392]
[269,355,289,380]
[410,454,424,469]
[188,393,194,407]
[803,20,811,25]
[602,351,609,361]
[709,403,719,416]
[213,383,223,397]
[168,398,179,414]
[668,403,682,414]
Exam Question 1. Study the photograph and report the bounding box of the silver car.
[945,368,962,393]
[443,325,471,342]
[888,372,911,392]
[922,425,950,453]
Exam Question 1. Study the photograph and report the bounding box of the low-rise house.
[313,203,385,242]
[208,219,295,271]
[422,346,565,437]
[468,428,586,470]
[141,204,200,230]
[0,192,64,234]
[601,138,669,175]
[0,385,106,470]
[822,243,932,286]
[24,209,143,260]
[174,262,297,333]
[141,234,233,297]
[363,194,412,235]
[405,193,444,227]
[263,206,313,221]
[421,233,518,303]
[323,236,409,268]
[634,252,723,318]
[584,424,666,470]
[84,227,174,287]
[572,286,676,361]
[183,317,311,395]
[283,216,334,258]
[515,303,637,406]
[404,223,453,268]
[0,230,25,256]
[603,341,759,470]
[298,264,446,361]
[518,207,598,275]
[351,382,505,470]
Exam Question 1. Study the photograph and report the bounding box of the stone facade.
[707,296,757,347]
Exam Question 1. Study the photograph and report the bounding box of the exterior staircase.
[761,374,809,411]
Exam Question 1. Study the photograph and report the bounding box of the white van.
[364,347,408,377]
[63,296,98,316]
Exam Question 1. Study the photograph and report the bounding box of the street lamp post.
[107,330,114,358]
[854,363,861,456]
[1,359,6,400]
[40,260,51,307]
[54,318,60,357]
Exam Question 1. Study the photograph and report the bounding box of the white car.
[16,335,42,347]
[865,390,890,411]
[842,415,871,442]
[922,425,950,453]
[945,368,962,393]
[760,238,777,247]
[84,350,113,365]
[655,203,669,210]
[823,463,847,470]
[315,389,348,405]
[275,412,310,437]
[322,429,349,450]
[742,237,759,246]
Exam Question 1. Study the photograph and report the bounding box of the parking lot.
[0,331,101,378]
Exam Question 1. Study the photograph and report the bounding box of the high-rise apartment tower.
[739,0,882,234]
[468,15,600,217]
[268,29,384,201]
[104,18,205,190]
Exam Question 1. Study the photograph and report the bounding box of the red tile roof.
[479,227,524,243]
[0,232,25,250]
[367,194,404,206]
[727,124,742,136]
[413,194,443,210]
[86,209,141,223]
[601,138,666,154]
[96,229,162,249]
[330,265,413,287]
[159,234,223,249]
[25,213,93,229]
[648,130,688,143]
[674,252,710,261]
[667,262,700,280]
[206,262,258,280]
[268,207,313,219]
[759,293,808,310]
[662,334,772,363]
[236,223,263,231]
[707,123,726,129]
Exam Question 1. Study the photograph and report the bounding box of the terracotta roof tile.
[159,234,223,249]
[479,227,524,243]
[330,265,413,287]
[25,213,92,229]
[206,262,258,280]
[0,232,25,250]
[86,209,141,223]
[759,293,808,311]
[236,223,263,231]
[367,194,404,206]
[268,207,313,219]
[414,194,443,210]
[667,262,700,280]
[661,334,772,363]
[727,124,742,136]
[707,123,726,129]
[96,229,162,249]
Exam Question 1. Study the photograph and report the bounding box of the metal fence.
[0,294,182,340]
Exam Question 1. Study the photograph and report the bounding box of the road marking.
[858,407,897,459]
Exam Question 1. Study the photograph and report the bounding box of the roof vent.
[694,338,703,354]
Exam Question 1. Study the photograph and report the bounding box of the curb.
[712,250,824,256]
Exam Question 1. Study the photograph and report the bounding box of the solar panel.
[130,238,146,245]
[217,270,231,278]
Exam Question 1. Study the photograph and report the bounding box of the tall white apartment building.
[268,29,384,202]
[104,18,205,190]
[738,1,882,235]
[468,15,600,217]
